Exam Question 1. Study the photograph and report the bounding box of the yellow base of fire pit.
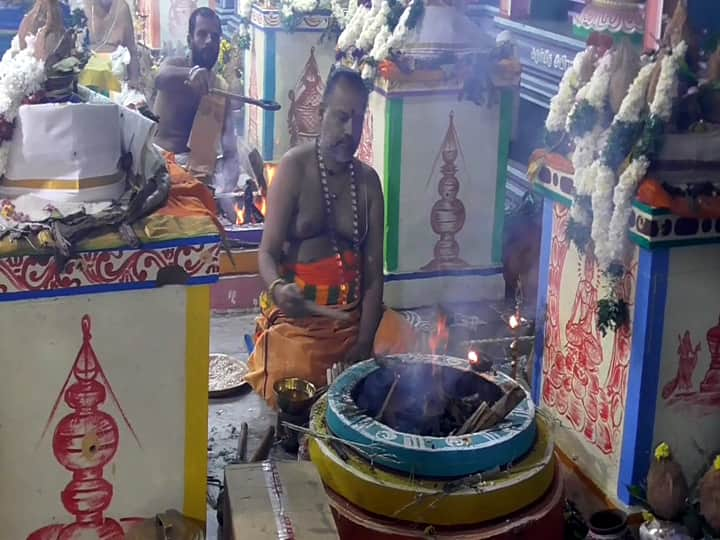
[309,397,556,526]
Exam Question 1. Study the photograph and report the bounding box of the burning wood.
[375,373,401,422]
[354,362,525,437]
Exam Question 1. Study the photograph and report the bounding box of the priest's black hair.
[189,7,221,35]
[321,65,369,108]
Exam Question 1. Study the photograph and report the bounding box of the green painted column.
[383,97,404,273]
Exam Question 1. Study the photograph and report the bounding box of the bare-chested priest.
[153,7,237,176]
[245,67,416,408]
[81,0,140,89]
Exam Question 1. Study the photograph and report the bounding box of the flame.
[429,314,449,355]
[265,162,277,187]
[468,350,479,364]
[234,203,246,225]
[509,314,520,329]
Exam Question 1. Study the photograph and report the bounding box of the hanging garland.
[590,61,656,269]
[336,0,423,83]
[565,50,614,252]
[0,35,46,176]
[545,48,596,147]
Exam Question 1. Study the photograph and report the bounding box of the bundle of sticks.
[453,384,526,436]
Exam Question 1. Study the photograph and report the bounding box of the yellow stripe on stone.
[4,172,124,191]
[183,285,211,522]
[309,397,556,526]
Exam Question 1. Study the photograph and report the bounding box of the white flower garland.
[336,0,419,81]
[356,0,387,52]
[590,61,655,267]
[546,49,593,133]
[331,0,355,27]
[0,35,46,176]
[337,4,369,50]
[606,42,687,264]
[567,51,614,226]
[566,50,614,134]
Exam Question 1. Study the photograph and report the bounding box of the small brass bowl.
[273,377,317,414]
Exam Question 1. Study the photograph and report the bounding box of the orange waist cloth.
[280,251,361,306]
[245,301,416,409]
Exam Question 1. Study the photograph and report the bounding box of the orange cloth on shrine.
[245,256,416,409]
[156,152,224,232]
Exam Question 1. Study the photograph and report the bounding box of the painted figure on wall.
[542,205,636,456]
[357,110,374,166]
[663,331,702,399]
[287,46,325,147]
[701,315,720,393]
[662,315,720,409]
[28,316,142,540]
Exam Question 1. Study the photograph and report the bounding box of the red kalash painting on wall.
[28,316,143,539]
[542,205,636,456]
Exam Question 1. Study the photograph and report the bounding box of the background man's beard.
[192,50,216,69]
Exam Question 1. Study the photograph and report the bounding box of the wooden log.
[456,402,489,436]
[375,374,401,422]
[473,385,526,431]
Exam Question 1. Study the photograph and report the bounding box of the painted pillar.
[532,153,720,508]
[242,5,335,161]
[364,79,512,308]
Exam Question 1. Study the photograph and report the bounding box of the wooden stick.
[457,402,489,436]
[375,374,401,422]
[304,301,352,321]
[474,386,526,431]
[249,426,275,462]
[237,422,249,463]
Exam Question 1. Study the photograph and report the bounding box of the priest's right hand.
[186,66,212,96]
[274,283,307,318]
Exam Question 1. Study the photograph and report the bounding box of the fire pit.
[326,354,536,479]
[309,395,555,526]
[219,161,277,246]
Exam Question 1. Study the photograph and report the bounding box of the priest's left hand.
[343,341,373,365]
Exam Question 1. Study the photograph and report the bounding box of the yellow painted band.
[309,400,556,526]
[4,172,124,191]
[183,285,211,522]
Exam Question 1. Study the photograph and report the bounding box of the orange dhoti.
[245,253,416,408]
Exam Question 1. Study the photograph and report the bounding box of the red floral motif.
[0,243,220,296]
[542,204,636,455]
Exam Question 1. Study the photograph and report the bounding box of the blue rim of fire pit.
[325,354,537,479]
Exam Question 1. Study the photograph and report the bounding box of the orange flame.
[265,162,277,187]
[234,203,246,225]
[468,350,479,364]
[429,314,449,355]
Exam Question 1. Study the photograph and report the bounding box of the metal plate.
[209,353,250,399]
